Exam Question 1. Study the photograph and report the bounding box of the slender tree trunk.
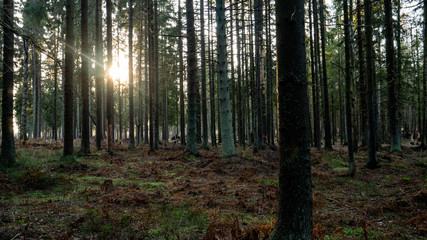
[178,0,186,145]
[128,0,135,149]
[344,0,355,177]
[216,0,236,157]
[236,0,244,146]
[270,0,312,237]
[81,0,90,153]
[154,1,159,150]
[209,0,216,147]
[265,0,274,146]
[186,0,199,155]
[144,0,149,144]
[319,0,332,149]
[365,0,379,168]
[21,38,29,141]
[137,23,143,145]
[63,0,74,156]
[309,0,317,147]
[422,0,427,149]
[106,0,114,153]
[312,0,321,149]
[385,0,401,152]
[254,0,265,150]
[201,0,208,149]
[1,0,15,167]
[95,0,103,150]
[357,0,368,147]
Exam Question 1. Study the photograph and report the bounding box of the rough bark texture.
[95,0,103,150]
[423,0,427,148]
[344,0,355,177]
[365,0,379,168]
[63,0,74,156]
[1,0,15,167]
[312,0,321,149]
[208,1,216,147]
[385,0,401,152]
[269,0,313,238]
[216,0,236,158]
[186,0,199,155]
[81,0,90,154]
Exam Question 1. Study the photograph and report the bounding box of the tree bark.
[201,0,208,149]
[344,0,355,177]
[106,0,114,153]
[128,0,135,149]
[81,0,90,154]
[63,0,74,156]
[365,0,379,168]
[185,0,199,155]
[216,0,236,157]
[270,0,313,237]
[1,0,15,167]
[21,38,29,141]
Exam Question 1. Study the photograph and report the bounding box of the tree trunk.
[200,0,208,149]
[216,0,236,157]
[344,0,355,177]
[178,0,186,145]
[186,0,199,155]
[422,0,427,148]
[270,0,312,237]
[154,1,159,150]
[63,0,74,156]
[1,0,15,167]
[106,0,114,153]
[128,0,135,149]
[365,0,379,168]
[236,0,244,146]
[208,0,216,147]
[81,0,90,154]
[21,38,29,141]
[312,0,321,149]
[357,0,367,147]
[319,0,332,149]
[384,0,401,152]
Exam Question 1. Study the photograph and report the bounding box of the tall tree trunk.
[319,0,332,149]
[422,0,427,148]
[270,0,312,237]
[21,38,29,141]
[63,0,74,156]
[81,0,90,154]
[265,0,274,146]
[138,23,143,145]
[200,0,208,149]
[154,1,159,150]
[1,0,15,167]
[365,0,379,168]
[385,0,401,152]
[357,0,368,147]
[178,0,186,145]
[95,0,103,150]
[106,0,114,153]
[236,0,244,146]
[186,0,199,155]
[312,0,321,149]
[216,0,236,157]
[208,0,216,147]
[53,29,59,141]
[128,0,135,149]
[344,0,355,177]
[144,0,149,144]
[254,0,265,150]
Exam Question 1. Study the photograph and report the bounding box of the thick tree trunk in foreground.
[186,0,199,155]
[216,0,236,158]
[269,0,313,238]
[63,0,74,156]
[1,0,15,167]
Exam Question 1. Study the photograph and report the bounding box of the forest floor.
[0,139,426,239]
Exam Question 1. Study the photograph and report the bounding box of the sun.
[109,54,129,84]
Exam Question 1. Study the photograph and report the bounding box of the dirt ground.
[0,140,426,239]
